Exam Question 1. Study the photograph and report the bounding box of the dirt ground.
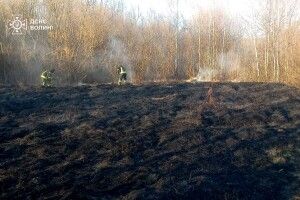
[0,82,300,200]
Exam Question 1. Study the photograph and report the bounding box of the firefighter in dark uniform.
[117,65,127,85]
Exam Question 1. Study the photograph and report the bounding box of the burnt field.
[0,83,300,200]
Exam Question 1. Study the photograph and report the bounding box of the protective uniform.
[41,70,54,87]
[117,66,127,85]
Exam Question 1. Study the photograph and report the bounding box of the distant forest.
[0,0,299,87]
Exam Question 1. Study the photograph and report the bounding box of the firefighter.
[117,65,127,85]
[41,69,55,87]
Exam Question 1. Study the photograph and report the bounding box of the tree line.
[0,0,299,87]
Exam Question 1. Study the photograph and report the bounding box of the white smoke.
[109,37,133,83]
[82,37,134,85]
[217,49,240,79]
[196,67,218,82]
[189,49,241,83]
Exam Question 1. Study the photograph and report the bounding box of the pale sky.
[124,0,253,19]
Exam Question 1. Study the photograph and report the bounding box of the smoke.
[217,49,240,79]
[28,39,51,84]
[1,36,51,85]
[108,37,133,83]
[195,49,241,82]
[79,37,134,85]
[196,68,218,82]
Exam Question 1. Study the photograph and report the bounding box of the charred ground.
[0,83,300,200]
